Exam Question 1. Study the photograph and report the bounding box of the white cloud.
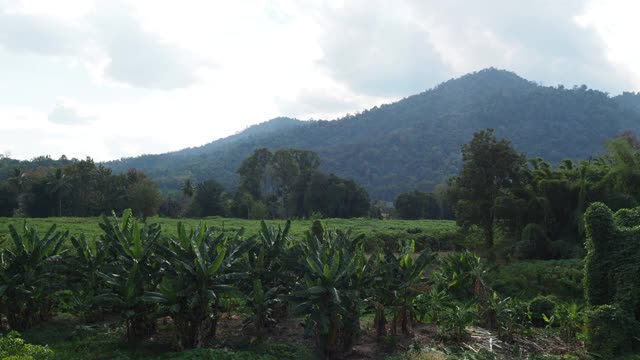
[0,0,211,90]
[48,100,96,125]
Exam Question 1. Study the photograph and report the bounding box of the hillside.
[100,68,640,199]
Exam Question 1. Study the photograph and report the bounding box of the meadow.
[0,216,459,251]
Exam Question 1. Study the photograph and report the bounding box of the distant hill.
[99,68,640,199]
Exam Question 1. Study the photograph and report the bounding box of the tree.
[237,148,273,199]
[191,180,226,217]
[181,178,194,198]
[128,179,162,221]
[47,168,72,217]
[394,190,439,219]
[451,129,526,248]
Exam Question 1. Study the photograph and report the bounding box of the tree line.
[437,128,640,260]
[0,149,373,220]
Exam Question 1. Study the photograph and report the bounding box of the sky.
[1,0,640,161]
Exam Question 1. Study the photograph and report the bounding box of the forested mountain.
[73,69,640,199]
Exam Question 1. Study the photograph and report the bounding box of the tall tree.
[181,178,194,198]
[451,129,526,248]
[237,148,273,199]
[47,168,72,216]
[192,179,226,217]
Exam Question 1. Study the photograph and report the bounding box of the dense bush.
[0,332,53,360]
[488,260,583,302]
[583,203,640,356]
[585,305,637,358]
[528,295,558,327]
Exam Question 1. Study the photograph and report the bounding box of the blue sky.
[1,0,639,161]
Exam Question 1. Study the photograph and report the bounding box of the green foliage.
[241,221,296,331]
[543,303,583,343]
[435,302,475,342]
[450,129,526,248]
[0,158,163,218]
[488,260,583,302]
[414,289,451,325]
[380,240,432,336]
[517,223,549,259]
[190,180,226,217]
[149,222,249,349]
[66,233,108,321]
[489,294,531,341]
[0,223,68,330]
[289,229,371,358]
[435,252,487,301]
[94,209,162,341]
[585,305,638,358]
[310,220,324,243]
[127,179,162,221]
[394,191,446,220]
[583,202,640,356]
[0,332,53,360]
[528,295,558,327]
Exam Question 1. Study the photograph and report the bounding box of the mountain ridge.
[104,68,640,200]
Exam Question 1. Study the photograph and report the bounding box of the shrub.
[585,305,637,358]
[0,331,54,360]
[436,302,475,342]
[516,223,549,259]
[488,260,583,302]
[528,295,558,327]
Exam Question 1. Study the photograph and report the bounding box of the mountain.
[105,68,640,200]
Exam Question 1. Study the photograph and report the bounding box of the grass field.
[0,216,459,250]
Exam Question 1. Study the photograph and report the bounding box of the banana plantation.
[0,208,632,359]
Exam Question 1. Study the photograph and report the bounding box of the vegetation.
[583,203,640,357]
[0,148,372,221]
[4,111,640,358]
[93,69,640,201]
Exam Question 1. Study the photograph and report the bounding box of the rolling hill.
[105,68,640,200]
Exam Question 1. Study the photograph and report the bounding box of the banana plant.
[242,220,298,331]
[147,222,249,350]
[289,229,369,359]
[0,222,68,330]
[435,251,495,328]
[67,233,109,322]
[94,209,161,342]
[379,240,432,336]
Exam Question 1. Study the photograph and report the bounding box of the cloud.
[0,1,211,90]
[48,101,95,125]
[276,86,388,120]
[93,10,207,90]
[306,0,636,96]
[314,0,452,96]
[0,11,82,55]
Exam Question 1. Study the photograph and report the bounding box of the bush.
[488,260,583,302]
[516,223,549,259]
[528,295,558,327]
[0,331,54,360]
[585,305,638,358]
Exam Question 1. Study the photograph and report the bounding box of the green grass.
[0,216,459,250]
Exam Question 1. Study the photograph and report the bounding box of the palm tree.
[181,178,194,198]
[47,168,72,217]
[8,168,28,193]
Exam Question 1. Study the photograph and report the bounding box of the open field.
[0,216,459,250]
